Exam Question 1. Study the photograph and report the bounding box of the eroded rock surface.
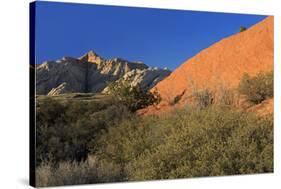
[36,51,170,95]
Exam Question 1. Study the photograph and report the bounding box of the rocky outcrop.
[247,98,273,116]
[102,67,171,93]
[36,51,169,95]
[79,50,104,65]
[139,16,273,115]
[36,58,87,95]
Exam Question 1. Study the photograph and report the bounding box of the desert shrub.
[128,108,272,180]
[107,81,161,112]
[36,161,52,187]
[193,89,214,108]
[91,115,159,161]
[89,114,173,181]
[36,156,122,187]
[36,90,273,185]
[216,87,236,107]
[90,106,273,181]
[36,98,131,165]
[238,71,273,104]
[240,26,247,32]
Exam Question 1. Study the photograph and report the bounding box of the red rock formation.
[247,98,273,116]
[139,16,273,115]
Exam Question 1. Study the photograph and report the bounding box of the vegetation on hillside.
[106,81,161,112]
[239,26,247,32]
[238,71,273,104]
[96,106,272,180]
[36,97,132,166]
[35,74,273,187]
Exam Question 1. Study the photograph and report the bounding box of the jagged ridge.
[36,51,171,95]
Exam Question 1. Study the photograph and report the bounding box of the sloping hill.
[140,16,273,115]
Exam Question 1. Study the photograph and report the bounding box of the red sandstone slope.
[140,16,273,115]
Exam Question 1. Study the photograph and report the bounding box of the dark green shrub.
[240,26,247,32]
[107,81,161,112]
[238,71,273,104]
[36,97,131,165]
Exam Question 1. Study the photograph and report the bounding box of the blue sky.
[34,1,267,70]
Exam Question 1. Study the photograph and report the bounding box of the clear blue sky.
[34,1,267,70]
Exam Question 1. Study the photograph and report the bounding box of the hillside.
[139,16,273,115]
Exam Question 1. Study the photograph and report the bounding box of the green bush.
[107,81,161,112]
[240,26,247,32]
[36,98,131,165]
[36,88,273,186]
[90,106,273,181]
[238,71,273,104]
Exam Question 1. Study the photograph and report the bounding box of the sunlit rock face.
[139,16,273,115]
[36,51,170,95]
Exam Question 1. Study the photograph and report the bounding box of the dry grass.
[36,156,122,187]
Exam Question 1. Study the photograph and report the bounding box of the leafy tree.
[107,81,161,112]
